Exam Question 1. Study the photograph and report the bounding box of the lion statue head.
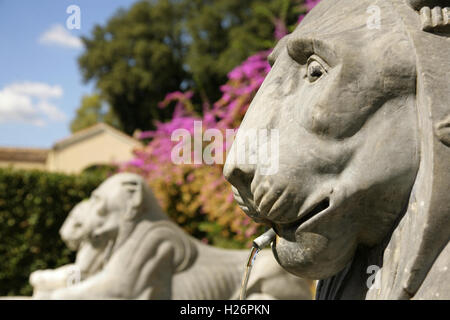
[59,200,92,251]
[83,173,169,248]
[224,0,450,299]
[52,173,172,283]
[68,173,195,278]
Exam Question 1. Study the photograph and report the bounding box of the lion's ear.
[122,180,143,220]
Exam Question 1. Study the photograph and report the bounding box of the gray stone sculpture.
[224,0,450,300]
[31,173,312,300]
[30,200,111,295]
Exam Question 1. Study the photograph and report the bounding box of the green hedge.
[0,168,104,296]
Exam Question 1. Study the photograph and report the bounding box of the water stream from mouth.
[239,246,260,300]
[239,228,277,300]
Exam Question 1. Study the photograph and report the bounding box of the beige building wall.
[0,124,142,174]
[47,129,141,174]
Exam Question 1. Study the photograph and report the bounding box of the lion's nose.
[223,162,255,191]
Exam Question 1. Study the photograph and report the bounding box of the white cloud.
[0,89,41,125]
[0,82,66,126]
[38,101,66,121]
[8,82,63,99]
[38,24,83,49]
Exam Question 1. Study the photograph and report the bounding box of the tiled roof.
[52,123,142,150]
[0,147,49,163]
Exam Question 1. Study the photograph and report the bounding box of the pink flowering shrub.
[122,0,321,247]
[121,52,271,246]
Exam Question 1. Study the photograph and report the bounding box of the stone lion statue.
[30,200,112,295]
[31,173,313,300]
[224,0,450,299]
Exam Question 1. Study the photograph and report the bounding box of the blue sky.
[0,0,137,148]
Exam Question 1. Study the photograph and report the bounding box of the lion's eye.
[97,204,107,216]
[92,197,107,216]
[306,56,327,83]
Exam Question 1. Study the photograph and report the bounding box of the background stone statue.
[31,173,313,300]
[224,0,450,299]
[30,200,112,295]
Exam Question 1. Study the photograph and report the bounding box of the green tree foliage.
[0,169,104,296]
[183,0,303,102]
[70,94,121,133]
[78,1,187,134]
[78,0,306,133]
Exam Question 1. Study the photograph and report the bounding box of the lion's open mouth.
[64,239,80,251]
[274,197,330,240]
[297,197,330,226]
[232,181,332,229]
